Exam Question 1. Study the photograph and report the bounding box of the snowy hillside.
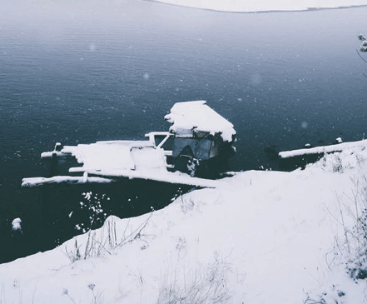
[2,141,367,303]
[152,0,367,12]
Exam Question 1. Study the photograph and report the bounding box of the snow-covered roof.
[164,100,236,143]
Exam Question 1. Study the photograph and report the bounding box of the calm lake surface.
[1,0,366,262]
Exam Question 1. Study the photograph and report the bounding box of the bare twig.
[337,194,351,253]
[62,289,77,304]
[356,48,367,64]
[31,284,37,304]
[115,212,153,249]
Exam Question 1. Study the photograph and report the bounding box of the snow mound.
[11,218,22,231]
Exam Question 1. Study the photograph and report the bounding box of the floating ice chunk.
[304,143,311,148]
[336,137,343,143]
[12,218,22,231]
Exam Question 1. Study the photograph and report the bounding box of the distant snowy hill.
[151,0,367,12]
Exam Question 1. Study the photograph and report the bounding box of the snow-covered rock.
[11,218,22,231]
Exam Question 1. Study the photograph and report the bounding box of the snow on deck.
[164,100,236,143]
[27,139,224,188]
[21,176,113,187]
[86,169,226,188]
[21,171,223,188]
[65,141,170,176]
[279,139,367,159]
[60,141,156,173]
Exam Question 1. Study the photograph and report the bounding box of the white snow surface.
[11,218,22,231]
[35,139,223,188]
[279,138,367,158]
[86,168,225,188]
[152,0,367,12]
[21,176,113,187]
[4,142,367,303]
[165,100,236,142]
[64,141,156,172]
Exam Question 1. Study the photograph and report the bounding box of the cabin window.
[172,138,212,160]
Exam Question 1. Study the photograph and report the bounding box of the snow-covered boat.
[22,101,236,188]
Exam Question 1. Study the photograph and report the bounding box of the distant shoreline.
[146,1,367,14]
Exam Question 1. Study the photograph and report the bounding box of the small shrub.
[332,155,343,173]
[64,212,153,262]
[64,239,81,263]
[304,175,367,302]
[340,176,367,280]
[75,192,110,233]
[157,254,232,304]
[180,197,195,214]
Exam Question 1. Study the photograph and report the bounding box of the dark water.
[1,0,367,262]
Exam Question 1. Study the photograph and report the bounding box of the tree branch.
[356,49,367,64]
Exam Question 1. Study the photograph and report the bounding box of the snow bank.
[152,0,367,12]
[4,142,367,303]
